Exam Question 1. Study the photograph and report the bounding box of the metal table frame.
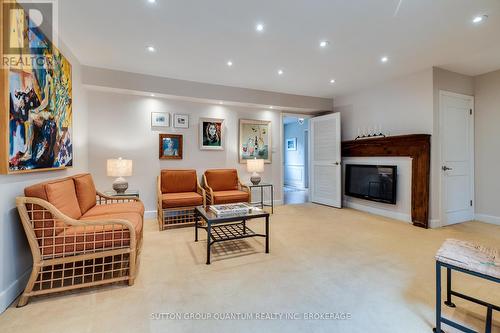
[194,206,270,265]
[247,183,274,214]
[434,261,499,333]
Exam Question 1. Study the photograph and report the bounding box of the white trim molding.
[0,268,30,313]
[475,214,500,226]
[344,200,412,223]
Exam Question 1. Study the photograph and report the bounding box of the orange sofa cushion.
[161,169,198,193]
[212,190,249,204]
[204,169,239,191]
[73,173,97,214]
[40,213,143,256]
[82,202,145,219]
[45,179,82,220]
[162,192,203,208]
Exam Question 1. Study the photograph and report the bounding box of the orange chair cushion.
[45,179,82,220]
[161,169,198,193]
[162,192,203,208]
[73,173,97,214]
[39,213,143,256]
[212,190,250,204]
[82,201,145,219]
[204,169,239,191]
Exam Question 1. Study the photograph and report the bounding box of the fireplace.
[345,164,397,204]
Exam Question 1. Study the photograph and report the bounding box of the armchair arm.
[16,197,137,259]
[96,191,140,205]
[202,174,214,205]
[238,179,251,203]
[197,179,207,207]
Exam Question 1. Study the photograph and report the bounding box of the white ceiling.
[59,0,500,98]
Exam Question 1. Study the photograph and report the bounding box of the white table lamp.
[247,158,264,185]
[107,158,133,193]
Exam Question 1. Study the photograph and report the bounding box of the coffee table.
[194,206,270,264]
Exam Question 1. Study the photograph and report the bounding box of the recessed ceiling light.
[147,46,156,52]
[227,60,233,67]
[219,101,223,105]
[256,23,264,32]
[381,56,389,63]
[278,69,284,75]
[150,93,155,97]
[330,79,336,84]
[269,106,274,109]
[148,0,156,3]
[320,40,329,48]
[472,15,487,24]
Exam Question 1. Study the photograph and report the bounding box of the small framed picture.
[199,118,224,150]
[151,112,169,127]
[174,114,189,128]
[159,134,183,160]
[286,138,297,151]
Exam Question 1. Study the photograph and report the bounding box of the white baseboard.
[475,213,500,226]
[429,219,441,229]
[344,200,411,223]
[0,268,31,313]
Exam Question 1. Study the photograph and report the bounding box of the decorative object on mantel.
[107,158,133,193]
[247,158,264,185]
[355,125,386,140]
[159,134,183,159]
[174,114,189,128]
[151,112,169,127]
[239,119,272,163]
[342,134,431,228]
[200,118,224,150]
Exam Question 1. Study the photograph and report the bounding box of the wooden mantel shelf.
[341,134,431,229]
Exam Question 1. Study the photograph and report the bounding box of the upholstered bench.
[434,239,499,333]
[16,173,144,306]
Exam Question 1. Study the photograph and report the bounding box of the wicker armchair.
[16,174,144,307]
[203,169,251,205]
[157,169,206,230]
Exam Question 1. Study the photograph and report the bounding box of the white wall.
[86,89,283,217]
[0,41,89,312]
[334,69,434,222]
[474,69,500,225]
[284,120,309,188]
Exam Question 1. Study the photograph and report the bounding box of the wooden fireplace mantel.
[341,134,431,228]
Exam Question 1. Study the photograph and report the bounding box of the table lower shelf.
[209,223,258,242]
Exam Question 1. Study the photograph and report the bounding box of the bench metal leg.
[445,267,456,308]
[434,261,444,333]
[485,306,492,333]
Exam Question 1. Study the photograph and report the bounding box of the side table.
[247,183,273,214]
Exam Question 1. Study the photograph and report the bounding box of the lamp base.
[113,177,128,194]
[250,173,261,185]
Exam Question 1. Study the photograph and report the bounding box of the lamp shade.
[107,158,133,177]
[247,158,264,173]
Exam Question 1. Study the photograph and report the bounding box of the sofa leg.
[17,264,41,307]
[128,278,136,286]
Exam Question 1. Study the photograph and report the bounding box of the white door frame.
[438,90,475,227]
[280,112,314,204]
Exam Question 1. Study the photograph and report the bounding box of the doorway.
[283,115,310,204]
[439,91,475,226]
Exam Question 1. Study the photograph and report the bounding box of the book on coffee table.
[209,203,260,217]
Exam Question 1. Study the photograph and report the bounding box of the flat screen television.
[345,164,397,204]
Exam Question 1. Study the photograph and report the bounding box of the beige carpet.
[1,204,499,333]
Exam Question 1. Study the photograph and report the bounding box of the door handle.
[333,162,340,166]
[442,166,452,171]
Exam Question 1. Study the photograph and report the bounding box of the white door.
[440,91,474,226]
[310,113,342,207]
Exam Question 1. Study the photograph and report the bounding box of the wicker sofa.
[16,173,144,306]
[157,169,205,230]
[203,169,251,204]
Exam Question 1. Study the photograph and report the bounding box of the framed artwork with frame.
[239,119,272,164]
[286,138,297,151]
[173,114,189,128]
[159,134,183,160]
[151,112,169,127]
[199,118,224,150]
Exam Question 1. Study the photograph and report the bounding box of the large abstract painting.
[239,119,271,164]
[1,3,73,173]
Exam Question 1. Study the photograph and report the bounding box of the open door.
[310,113,341,208]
